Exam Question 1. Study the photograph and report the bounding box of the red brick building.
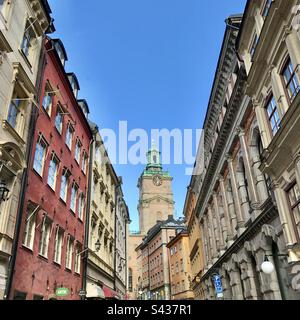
[9,37,92,300]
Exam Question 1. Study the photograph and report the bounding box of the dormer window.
[53,40,67,67]
[68,74,80,99]
[78,100,89,119]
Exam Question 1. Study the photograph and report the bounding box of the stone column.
[219,176,234,243]
[226,155,245,232]
[272,182,298,259]
[270,66,289,115]
[285,27,300,81]
[200,217,209,269]
[204,214,213,268]
[213,192,226,253]
[237,127,259,205]
[252,99,272,149]
[250,148,269,204]
[207,206,218,262]
[226,179,238,238]
[294,152,300,192]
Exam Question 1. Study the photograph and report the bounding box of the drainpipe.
[4,38,47,300]
[81,128,96,300]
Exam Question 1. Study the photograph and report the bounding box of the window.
[55,105,63,134]
[74,243,81,274]
[60,169,70,202]
[53,227,63,264]
[180,259,184,272]
[287,183,300,237]
[42,83,53,116]
[128,268,133,292]
[75,139,82,164]
[65,124,74,150]
[70,183,78,213]
[249,34,258,59]
[7,97,21,129]
[77,193,85,220]
[282,58,300,101]
[38,217,51,258]
[266,95,281,135]
[47,154,59,191]
[21,20,36,60]
[82,152,88,174]
[23,205,38,249]
[176,262,179,274]
[66,236,74,270]
[262,0,272,18]
[33,136,47,176]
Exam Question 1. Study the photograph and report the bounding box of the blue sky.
[48,0,246,231]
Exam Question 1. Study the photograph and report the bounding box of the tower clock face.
[153,175,162,186]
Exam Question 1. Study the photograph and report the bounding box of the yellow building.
[167,230,194,300]
[0,0,52,299]
[86,123,120,299]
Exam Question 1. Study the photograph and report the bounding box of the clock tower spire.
[137,142,175,235]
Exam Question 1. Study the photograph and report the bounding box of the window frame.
[281,57,300,104]
[38,216,52,258]
[65,123,74,151]
[47,152,60,191]
[70,182,79,213]
[33,135,48,177]
[264,94,281,136]
[53,226,63,265]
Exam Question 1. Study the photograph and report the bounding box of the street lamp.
[261,254,288,275]
[0,180,9,203]
[77,239,101,256]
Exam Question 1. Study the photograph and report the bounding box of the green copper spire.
[146,140,162,171]
[142,140,170,177]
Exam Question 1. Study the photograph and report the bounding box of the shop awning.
[86,283,105,299]
[103,286,121,300]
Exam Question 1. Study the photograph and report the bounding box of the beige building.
[195,3,300,300]
[115,180,130,299]
[167,229,194,300]
[0,0,52,299]
[137,216,185,300]
[85,122,120,299]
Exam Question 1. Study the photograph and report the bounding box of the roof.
[166,228,188,248]
[137,216,186,250]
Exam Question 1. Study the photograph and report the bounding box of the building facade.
[8,36,92,300]
[195,5,300,301]
[127,143,175,299]
[184,135,206,300]
[86,125,120,299]
[0,0,52,299]
[115,179,130,299]
[137,216,185,300]
[167,229,194,300]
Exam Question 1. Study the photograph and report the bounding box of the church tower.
[137,141,175,235]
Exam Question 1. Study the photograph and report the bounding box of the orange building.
[184,174,206,300]
[167,230,194,300]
